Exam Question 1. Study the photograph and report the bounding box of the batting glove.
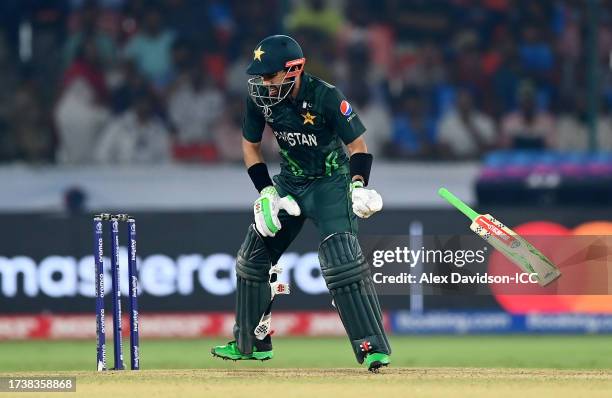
[351,181,383,218]
[254,186,301,237]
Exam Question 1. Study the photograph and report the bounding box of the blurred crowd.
[0,0,611,165]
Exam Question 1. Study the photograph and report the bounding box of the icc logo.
[96,222,102,233]
[130,223,136,232]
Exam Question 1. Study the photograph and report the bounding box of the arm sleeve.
[242,97,266,143]
[324,87,366,145]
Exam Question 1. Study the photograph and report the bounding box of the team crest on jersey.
[340,100,352,116]
[301,111,316,125]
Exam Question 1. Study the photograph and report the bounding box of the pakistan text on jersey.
[273,130,318,147]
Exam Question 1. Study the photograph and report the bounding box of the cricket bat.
[438,187,561,286]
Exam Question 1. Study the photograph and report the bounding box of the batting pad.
[319,232,391,363]
[233,225,272,354]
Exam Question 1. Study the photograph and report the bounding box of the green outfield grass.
[1,335,611,372]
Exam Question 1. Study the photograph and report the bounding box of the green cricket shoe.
[365,352,390,372]
[211,336,274,361]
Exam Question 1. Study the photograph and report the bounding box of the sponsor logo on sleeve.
[340,100,352,116]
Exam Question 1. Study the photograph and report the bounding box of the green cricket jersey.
[242,73,366,178]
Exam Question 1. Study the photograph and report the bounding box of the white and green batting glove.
[351,181,383,219]
[253,186,301,237]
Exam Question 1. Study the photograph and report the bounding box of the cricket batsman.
[211,35,391,371]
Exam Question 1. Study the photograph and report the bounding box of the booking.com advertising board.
[0,208,611,339]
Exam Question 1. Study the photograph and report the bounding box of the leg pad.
[233,225,272,354]
[319,232,391,363]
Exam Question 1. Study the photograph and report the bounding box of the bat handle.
[438,188,479,221]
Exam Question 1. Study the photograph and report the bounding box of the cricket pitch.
[2,368,612,398]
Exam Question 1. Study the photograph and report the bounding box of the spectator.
[213,95,243,163]
[555,4,585,109]
[214,95,279,163]
[338,1,394,81]
[491,43,521,116]
[55,78,110,164]
[0,0,611,165]
[27,1,69,88]
[9,77,54,163]
[418,42,447,89]
[438,88,497,160]
[168,37,195,84]
[62,39,109,103]
[350,82,392,156]
[285,0,345,38]
[205,0,235,49]
[387,0,453,44]
[231,1,279,50]
[109,60,149,114]
[388,88,437,159]
[452,30,486,96]
[95,91,171,164]
[500,81,556,149]
[167,65,224,145]
[164,0,210,47]
[226,41,256,96]
[292,29,336,83]
[518,24,555,96]
[558,96,612,151]
[63,0,117,67]
[557,95,589,151]
[123,5,176,90]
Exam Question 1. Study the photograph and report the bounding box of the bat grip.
[438,188,479,221]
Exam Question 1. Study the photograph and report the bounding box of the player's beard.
[267,79,293,99]
[248,75,296,109]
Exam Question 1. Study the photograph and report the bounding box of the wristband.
[247,163,274,192]
[349,153,373,186]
